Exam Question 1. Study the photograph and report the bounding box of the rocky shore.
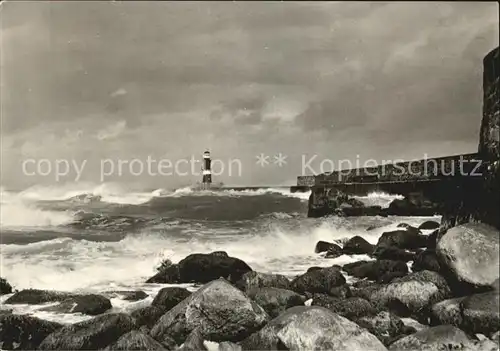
[1,217,499,350]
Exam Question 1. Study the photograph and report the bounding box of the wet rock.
[325,245,343,258]
[247,287,306,318]
[400,317,429,333]
[314,240,339,254]
[412,249,441,273]
[38,313,136,350]
[179,329,207,351]
[369,271,451,319]
[0,278,12,295]
[152,287,191,310]
[461,291,500,336]
[290,266,346,294]
[4,289,73,305]
[418,221,440,230]
[329,284,352,299]
[430,297,465,326]
[312,295,377,320]
[355,311,407,346]
[149,278,268,344]
[241,306,386,350]
[386,198,439,217]
[234,271,290,291]
[105,330,167,351]
[388,325,488,350]
[131,306,167,328]
[372,246,416,262]
[218,341,242,351]
[40,294,112,316]
[426,230,439,249]
[376,229,427,251]
[0,314,62,350]
[436,223,500,292]
[146,264,180,284]
[351,281,382,301]
[343,260,408,283]
[177,252,253,284]
[342,236,375,255]
[104,290,149,301]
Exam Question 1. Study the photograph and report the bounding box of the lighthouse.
[202,150,212,189]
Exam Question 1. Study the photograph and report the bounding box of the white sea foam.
[353,191,404,208]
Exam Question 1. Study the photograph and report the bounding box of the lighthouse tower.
[202,150,212,189]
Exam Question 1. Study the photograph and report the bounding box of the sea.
[0,183,439,325]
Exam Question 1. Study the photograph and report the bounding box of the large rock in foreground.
[38,313,136,350]
[388,325,496,350]
[0,314,62,350]
[436,223,499,291]
[432,291,500,336]
[369,271,451,319]
[146,252,252,284]
[105,331,167,351]
[149,278,269,344]
[241,306,386,350]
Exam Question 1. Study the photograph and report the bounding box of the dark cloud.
[1,1,498,188]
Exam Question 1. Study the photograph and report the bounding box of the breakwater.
[302,46,499,223]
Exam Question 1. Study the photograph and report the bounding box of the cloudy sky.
[1,1,498,190]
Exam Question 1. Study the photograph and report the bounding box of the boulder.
[412,249,441,273]
[400,318,428,333]
[430,297,465,326]
[0,314,62,350]
[342,236,375,255]
[105,331,167,351]
[376,229,427,250]
[38,313,136,350]
[325,245,343,259]
[149,278,268,344]
[177,252,253,284]
[131,306,167,328]
[312,294,377,320]
[40,294,112,316]
[418,220,440,230]
[426,229,439,249]
[329,284,352,299]
[240,306,386,350]
[234,271,290,291]
[355,311,407,346]
[369,271,451,319]
[146,264,180,284]
[342,260,408,283]
[179,329,207,351]
[461,291,500,336]
[0,278,12,295]
[4,289,73,305]
[436,223,500,292]
[247,287,306,318]
[152,287,191,310]
[314,241,339,254]
[388,325,492,350]
[372,246,416,262]
[290,266,346,294]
